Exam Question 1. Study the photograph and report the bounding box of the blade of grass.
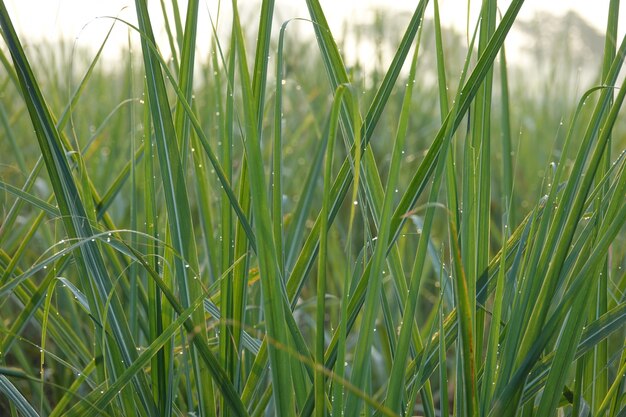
[231,3,295,415]
[498,39,515,228]
[582,1,619,412]
[134,1,214,414]
[0,375,39,417]
[379,37,422,415]
[314,83,352,417]
[449,216,478,417]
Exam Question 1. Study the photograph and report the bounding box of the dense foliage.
[0,1,624,416]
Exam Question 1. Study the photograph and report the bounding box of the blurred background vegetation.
[2,8,623,262]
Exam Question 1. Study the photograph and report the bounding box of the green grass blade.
[314,84,353,417]
[133,1,214,414]
[449,218,478,417]
[582,1,619,412]
[231,3,295,415]
[498,41,515,228]
[0,375,39,417]
[380,39,421,415]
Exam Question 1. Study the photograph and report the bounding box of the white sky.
[2,0,624,61]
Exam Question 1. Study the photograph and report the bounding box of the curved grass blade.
[0,375,39,417]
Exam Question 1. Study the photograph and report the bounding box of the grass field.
[0,1,625,416]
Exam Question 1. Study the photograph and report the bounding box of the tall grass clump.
[0,0,625,416]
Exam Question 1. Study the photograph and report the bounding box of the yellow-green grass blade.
[249,10,316,406]
[449,216,478,417]
[332,84,362,417]
[438,285,449,417]
[251,0,275,131]
[127,38,140,343]
[596,341,626,417]
[223,31,254,406]
[273,17,288,278]
[222,10,256,414]
[140,67,171,416]
[479,214,509,415]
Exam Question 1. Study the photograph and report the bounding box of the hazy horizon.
[3,0,622,64]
